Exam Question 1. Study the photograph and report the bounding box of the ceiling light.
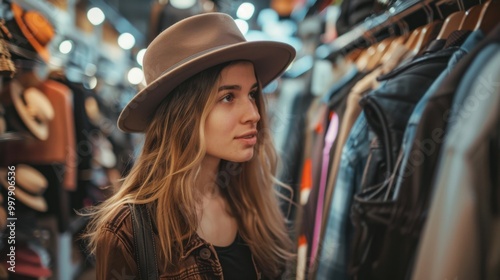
[170,0,196,9]
[128,67,144,85]
[87,7,105,26]
[59,40,73,54]
[203,1,215,11]
[136,48,146,66]
[85,76,98,90]
[237,3,255,20]
[118,33,135,50]
[234,19,249,35]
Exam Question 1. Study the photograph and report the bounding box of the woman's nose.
[241,100,260,124]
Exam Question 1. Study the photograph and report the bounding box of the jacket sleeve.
[95,229,138,280]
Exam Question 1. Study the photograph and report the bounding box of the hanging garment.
[396,29,484,178]
[307,69,377,279]
[364,30,470,186]
[321,42,411,236]
[296,98,327,278]
[297,66,365,279]
[309,112,339,271]
[317,30,468,280]
[316,112,370,279]
[299,67,363,267]
[46,78,99,210]
[273,77,314,223]
[412,31,500,280]
[327,67,382,188]
[349,29,485,280]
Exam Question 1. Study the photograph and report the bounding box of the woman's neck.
[197,155,221,197]
[196,157,238,246]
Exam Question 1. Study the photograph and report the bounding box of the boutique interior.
[0,0,499,279]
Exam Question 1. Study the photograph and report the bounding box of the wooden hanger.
[379,35,408,73]
[354,47,371,71]
[474,0,500,34]
[365,37,393,71]
[405,26,423,53]
[413,20,443,54]
[437,11,466,39]
[459,3,484,30]
[386,35,407,56]
[345,48,363,63]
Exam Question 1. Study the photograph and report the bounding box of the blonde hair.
[83,61,294,277]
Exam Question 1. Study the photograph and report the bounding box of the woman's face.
[204,61,261,163]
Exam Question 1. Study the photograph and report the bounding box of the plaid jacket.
[95,206,265,280]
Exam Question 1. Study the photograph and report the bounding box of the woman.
[84,13,296,279]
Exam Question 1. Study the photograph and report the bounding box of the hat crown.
[23,11,55,46]
[143,13,245,84]
[10,3,54,62]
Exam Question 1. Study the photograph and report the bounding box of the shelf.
[0,131,26,142]
[316,0,435,59]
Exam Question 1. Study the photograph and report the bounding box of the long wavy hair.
[83,61,294,277]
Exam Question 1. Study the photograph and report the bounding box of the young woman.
[83,13,296,279]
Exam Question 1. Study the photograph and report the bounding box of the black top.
[214,234,258,280]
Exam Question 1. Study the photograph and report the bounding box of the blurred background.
[1,0,498,279]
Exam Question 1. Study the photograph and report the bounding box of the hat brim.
[9,80,50,140]
[118,41,295,133]
[0,169,48,212]
[11,3,50,63]
[16,164,48,194]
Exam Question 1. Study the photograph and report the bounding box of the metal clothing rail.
[316,0,434,59]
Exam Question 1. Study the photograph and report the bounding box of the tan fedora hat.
[2,79,54,140]
[0,165,48,212]
[15,164,48,195]
[117,12,296,133]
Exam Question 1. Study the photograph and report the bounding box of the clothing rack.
[316,0,434,60]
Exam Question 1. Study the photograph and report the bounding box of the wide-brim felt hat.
[2,79,54,140]
[8,3,55,62]
[0,165,48,212]
[118,12,296,133]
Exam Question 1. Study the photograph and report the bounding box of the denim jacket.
[95,206,264,280]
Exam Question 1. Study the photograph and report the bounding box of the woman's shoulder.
[95,205,138,277]
[94,205,135,256]
[103,204,133,232]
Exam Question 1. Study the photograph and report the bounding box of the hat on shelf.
[0,164,48,212]
[1,79,55,140]
[117,12,296,133]
[4,3,55,63]
[0,241,52,278]
[0,21,16,78]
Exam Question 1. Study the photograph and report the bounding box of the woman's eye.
[221,94,234,102]
[249,91,258,100]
